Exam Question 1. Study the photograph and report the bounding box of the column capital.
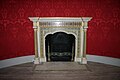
[83,22,88,29]
[33,21,38,29]
[83,28,87,31]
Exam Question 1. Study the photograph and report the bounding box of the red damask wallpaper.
[0,0,120,60]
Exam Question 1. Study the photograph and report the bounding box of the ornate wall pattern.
[0,0,120,60]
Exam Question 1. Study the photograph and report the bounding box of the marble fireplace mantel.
[29,17,92,64]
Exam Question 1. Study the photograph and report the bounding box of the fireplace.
[29,17,92,64]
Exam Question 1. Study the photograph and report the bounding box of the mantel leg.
[82,29,87,64]
[34,28,39,64]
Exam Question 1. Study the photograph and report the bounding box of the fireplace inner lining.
[45,32,75,61]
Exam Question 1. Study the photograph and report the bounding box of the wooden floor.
[0,61,120,80]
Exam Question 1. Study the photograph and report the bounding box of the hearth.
[29,17,92,64]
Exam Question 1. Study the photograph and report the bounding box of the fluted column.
[33,22,39,64]
[83,29,87,57]
[81,22,88,64]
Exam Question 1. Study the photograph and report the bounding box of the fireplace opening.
[45,32,75,61]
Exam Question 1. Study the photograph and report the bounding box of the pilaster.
[81,21,88,64]
[33,21,39,64]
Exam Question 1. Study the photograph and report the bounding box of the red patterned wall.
[0,0,120,60]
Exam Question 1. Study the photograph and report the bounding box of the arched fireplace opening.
[45,32,75,61]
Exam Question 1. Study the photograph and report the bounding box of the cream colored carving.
[29,17,92,64]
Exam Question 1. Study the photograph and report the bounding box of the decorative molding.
[0,55,120,69]
[29,17,92,22]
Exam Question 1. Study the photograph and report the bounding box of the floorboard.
[0,61,120,80]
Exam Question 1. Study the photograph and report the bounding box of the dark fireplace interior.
[45,32,75,61]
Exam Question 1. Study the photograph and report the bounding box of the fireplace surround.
[29,17,92,64]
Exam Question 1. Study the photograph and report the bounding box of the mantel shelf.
[29,17,92,22]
